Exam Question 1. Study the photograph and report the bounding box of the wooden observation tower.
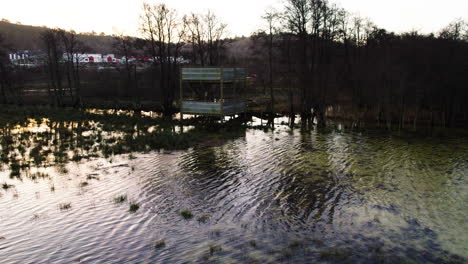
[179,67,247,116]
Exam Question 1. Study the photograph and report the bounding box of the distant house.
[9,51,30,62]
[62,53,107,63]
[103,54,116,63]
[120,56,137,64]
[87,54,103,63]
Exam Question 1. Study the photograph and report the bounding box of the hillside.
[0,20,253,58]
[0,20,115,53]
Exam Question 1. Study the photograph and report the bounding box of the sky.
[0,0,467,37]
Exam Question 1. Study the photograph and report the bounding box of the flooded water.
[0,110,467,263]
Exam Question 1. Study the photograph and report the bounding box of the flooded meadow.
[0,107,467,263]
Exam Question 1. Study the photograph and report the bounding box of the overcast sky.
[1,0,467,36]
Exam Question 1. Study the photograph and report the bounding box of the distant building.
[9,51,30,62]
[103,54,117,63]
[62,53,118,63]
[86,54,103,63]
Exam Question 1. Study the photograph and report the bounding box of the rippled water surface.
[0,112,467,263]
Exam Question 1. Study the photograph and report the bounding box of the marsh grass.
[57,166,68,174]
[30,172,49,181]
[249,240,257,248]
[153,240,166,249]
[10,163,21,177]
[209,244,222,256]
[129,203,139,213]
[79,181,89,187]
[197,215,210,223]
[59,202,72,211]
[114,195,127,204]
[0,107,252,177]
[288,241,302,249]
[179,209,193,220]
[319,248,349,261]
[87,174,100,180]
[2,183,13,190]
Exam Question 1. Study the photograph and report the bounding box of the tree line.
[251,0,468,128]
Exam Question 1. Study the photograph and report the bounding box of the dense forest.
[0,0,467,129]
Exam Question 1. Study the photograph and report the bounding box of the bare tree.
[60,29,84,107]
[140,2,186,113]
[439,18,468,41]
[41,29,64,106]
[113,33,135,97]
[284,0,311,116]
[0,33,10,103]
[205,10,228,66]
[262,8,280,112]
[183,10,228,66]
[184,13,207,66]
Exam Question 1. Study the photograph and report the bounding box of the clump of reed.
[153,240,166,249]
[2,183,14,190]
[179,209,193,220]
[129,203,140,213]
[209,244,222,256]
[114,195,127,204]
[59,202,72,210]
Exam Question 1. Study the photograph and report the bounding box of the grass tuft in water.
[153,240,166,249]
[129,203,139,213]
[197,215,210,223]
[2,183,13,190]
[87,174,100,180]
[114,195,127,204]
[319,248,349,261]
[57,166,68,174]
[249,240,257,248]
[30,172,49,181]
[179,209,193,220]
[288,241,302,248]
[209,244,222,256]
[59,203,72,211]
[10,163,21,177]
